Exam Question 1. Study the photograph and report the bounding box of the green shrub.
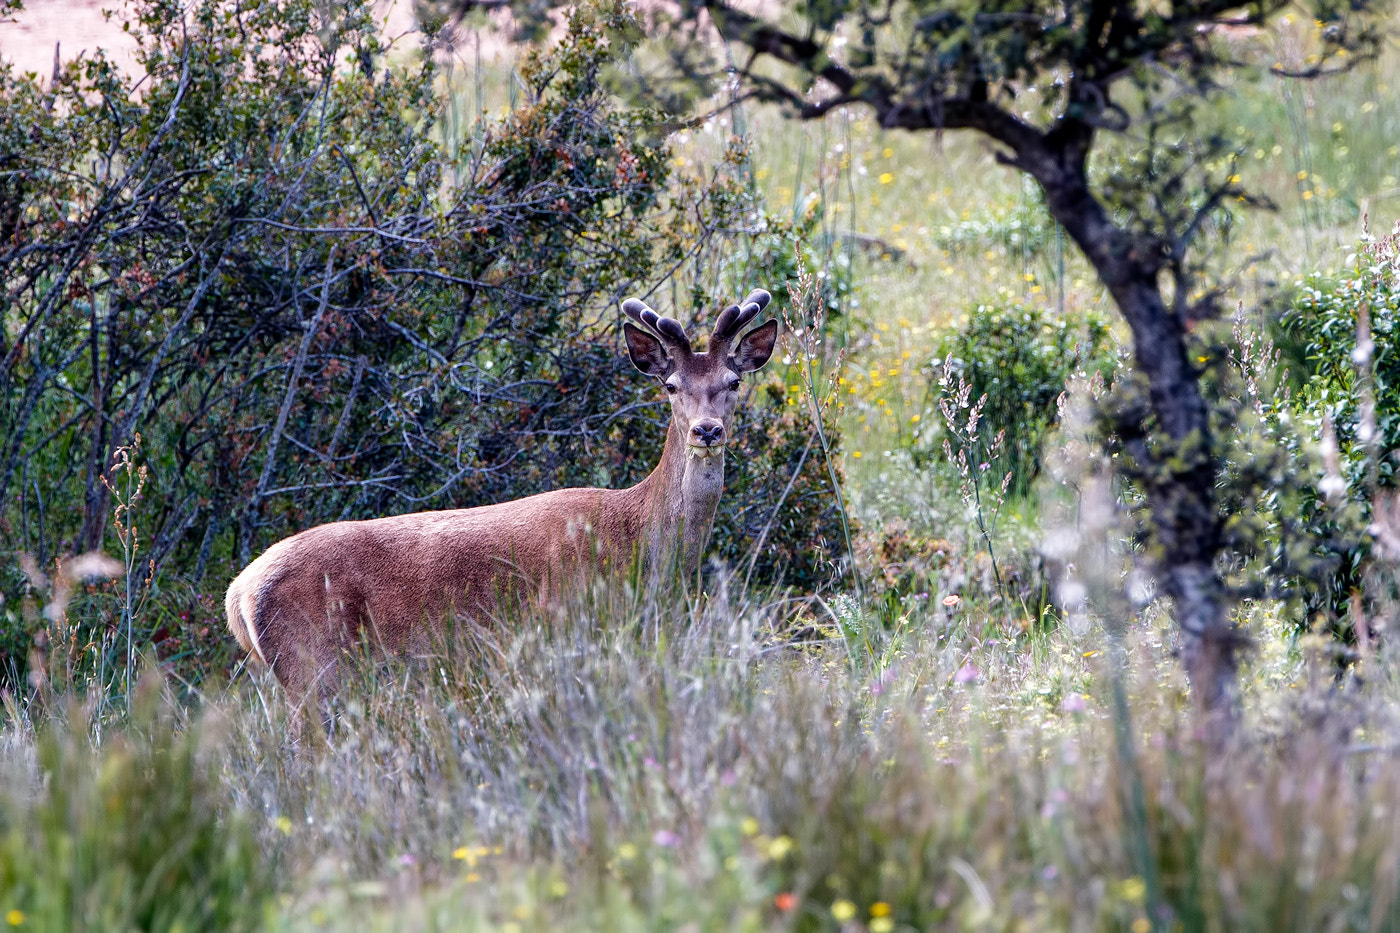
[1265,229,1400,635]
[1278,246,1400,489]
[0,682,271,931]
[919,302,1116,496]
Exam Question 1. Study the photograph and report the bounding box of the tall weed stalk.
[783,267,860,599]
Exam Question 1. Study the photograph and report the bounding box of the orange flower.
[942,594,961,607]
[775,892,797,912]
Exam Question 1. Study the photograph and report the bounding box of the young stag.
[225,289,778,695]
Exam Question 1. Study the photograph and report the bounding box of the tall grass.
[10,565,1400,929]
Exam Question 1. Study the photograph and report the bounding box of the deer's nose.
[691,420,725,446]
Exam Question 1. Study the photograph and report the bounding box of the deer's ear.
[624,322,669,377]
[732,320,778,373]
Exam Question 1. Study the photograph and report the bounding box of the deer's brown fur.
[225,289,777,697]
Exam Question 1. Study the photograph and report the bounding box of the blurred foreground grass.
[6,576,1400,930]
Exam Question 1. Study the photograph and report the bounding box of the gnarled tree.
[686,0,1386,716]
[447,0,1388,716]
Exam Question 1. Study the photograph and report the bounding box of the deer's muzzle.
[686,444,726,461]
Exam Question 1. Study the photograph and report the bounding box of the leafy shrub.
[928,189,1055,255]
[0,682,271,931]
[917,302,1116,496]
[1277,241,1400,489]
[1264,227,1400,635]
[713,394,845,592]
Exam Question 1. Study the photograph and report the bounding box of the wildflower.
[942,594,960,607]
[871,901,891,917]
[274,816,293,836]
[653,829,680,848]
[617,843,639,860]
[741,817,760,836]
[954,663,979,684]
[1062,693,1087,713]
[6,910,23,927]
[767,836,794,860]
[1118,876,1147,904]
[871,920,894,933]
[878,172,895,185]
[831,899,857,921]
[882,147,894,158]
[775,892,797,911]
[453,846,476,865]
[852,451,863,459]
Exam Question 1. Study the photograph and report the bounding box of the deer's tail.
[225,572,268,665]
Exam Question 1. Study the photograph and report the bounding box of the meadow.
[3,3,1400,930]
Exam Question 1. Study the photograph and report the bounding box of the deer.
[225,288,778,697]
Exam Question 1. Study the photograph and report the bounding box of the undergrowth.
[7,571,1400,931]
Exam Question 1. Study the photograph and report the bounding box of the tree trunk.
[1042,170,1239,722]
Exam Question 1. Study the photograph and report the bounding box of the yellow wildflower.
[767,836,794,860]
[831,900,857,921]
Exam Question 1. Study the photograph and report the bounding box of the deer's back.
[227,484,645,692]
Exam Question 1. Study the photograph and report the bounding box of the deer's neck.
[639,418,725,576]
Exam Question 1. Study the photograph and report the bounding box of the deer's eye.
[727,377,741,391]
[664,382,679,394]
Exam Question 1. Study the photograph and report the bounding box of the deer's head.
[622,289,778,459]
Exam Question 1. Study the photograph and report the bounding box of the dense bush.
[1259,227,1400,635]
[917,302,1115,496]
[1278,237,1400,488]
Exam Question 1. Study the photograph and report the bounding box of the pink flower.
[653,829,680,848]
[1061,693,1087,713]
[954,663,979,684]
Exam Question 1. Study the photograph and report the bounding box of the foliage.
[929,188,1055,256]
[715,400,844,592]
[0,680,271,931]
[917,302,1115,497]
[1255,226,1400,637]
[1279,230,1400,489]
